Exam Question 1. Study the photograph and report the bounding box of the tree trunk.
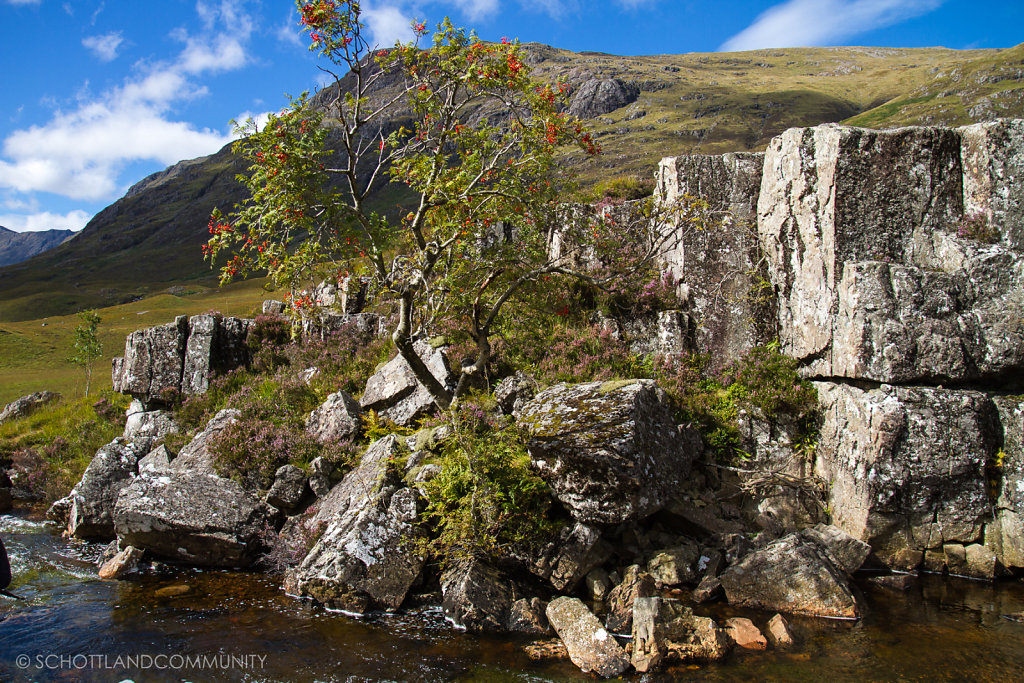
[453,331,490,401]
[393,288,453,410]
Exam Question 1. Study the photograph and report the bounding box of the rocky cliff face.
[657,118,1023,572]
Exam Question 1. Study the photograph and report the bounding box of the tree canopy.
[207,1,689,409]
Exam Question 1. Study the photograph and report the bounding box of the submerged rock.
[719,533,860,619]
[724,617,767,650]
[517,379,699,524]
[546,596,630,678]
[766,613,794,648]
[98,545,145,580]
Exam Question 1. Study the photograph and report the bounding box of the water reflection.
[1,509,1023,682]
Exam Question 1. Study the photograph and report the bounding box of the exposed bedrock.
[655,152,773,366]
[111,313,251,405]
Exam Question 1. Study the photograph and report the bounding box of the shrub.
[719,343,818,418]
[284,322,391,398]
[248,314,293,373]
[579,175,655,204]
[956,211,999,244]
[8,447,50,499]
[210,416,357,490]
[0,390,129,501]
[652,344,817,461]
[420,400,556,565]
[508,322,649,386]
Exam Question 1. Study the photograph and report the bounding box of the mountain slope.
[1,43,1022,322]
[0,227,74,268]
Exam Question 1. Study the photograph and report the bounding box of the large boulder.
[829,251,1024,384]
[517,379,699,524]
[736,407,825,533]
[284,436,426,613]
[633,598,731,671]
[655,152,772,364]
[306,390,362,443]
[67,438,150,541]
[604,564,656,633]
[719,532,860,619]
[113,470,274,567]
[632,598,731,672]
[301,311,380,341]
[567,77,639,118]
[529,522,612,592]
[265,464,310,513]
[359,340,454,427]
[0,390,60,423]
[814,382,999,565]
[181,314,250,395]
[112,316,189,402]
[798,524,871,575]
[123,400,178,441]
[546,596,630,678]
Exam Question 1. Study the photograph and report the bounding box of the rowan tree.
[207,1,690,409]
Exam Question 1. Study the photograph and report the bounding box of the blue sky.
[0,0,1020,233]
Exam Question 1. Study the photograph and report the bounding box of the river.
[1,508,1024,682]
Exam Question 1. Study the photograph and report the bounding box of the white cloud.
[231,110,273,137]
[82,31,125,62]
[179,36,247,73]
[276,9,304,47]
[0,2,252,204]
[0,209,92,232]
[519,0,579,19]
[451,0,500,21]
[720,0,945,51]
[363,4,415,47]
[614,0,657,9]
[6,0,42,5]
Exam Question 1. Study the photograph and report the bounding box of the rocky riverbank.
[40,119,1024,677]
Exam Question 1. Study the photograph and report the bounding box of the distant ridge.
[0,42,1022,322]
[0,226,75,269]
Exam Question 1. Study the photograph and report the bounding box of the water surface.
[1,509,1023,682]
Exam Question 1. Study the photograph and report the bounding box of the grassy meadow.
[0,277,270,405]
